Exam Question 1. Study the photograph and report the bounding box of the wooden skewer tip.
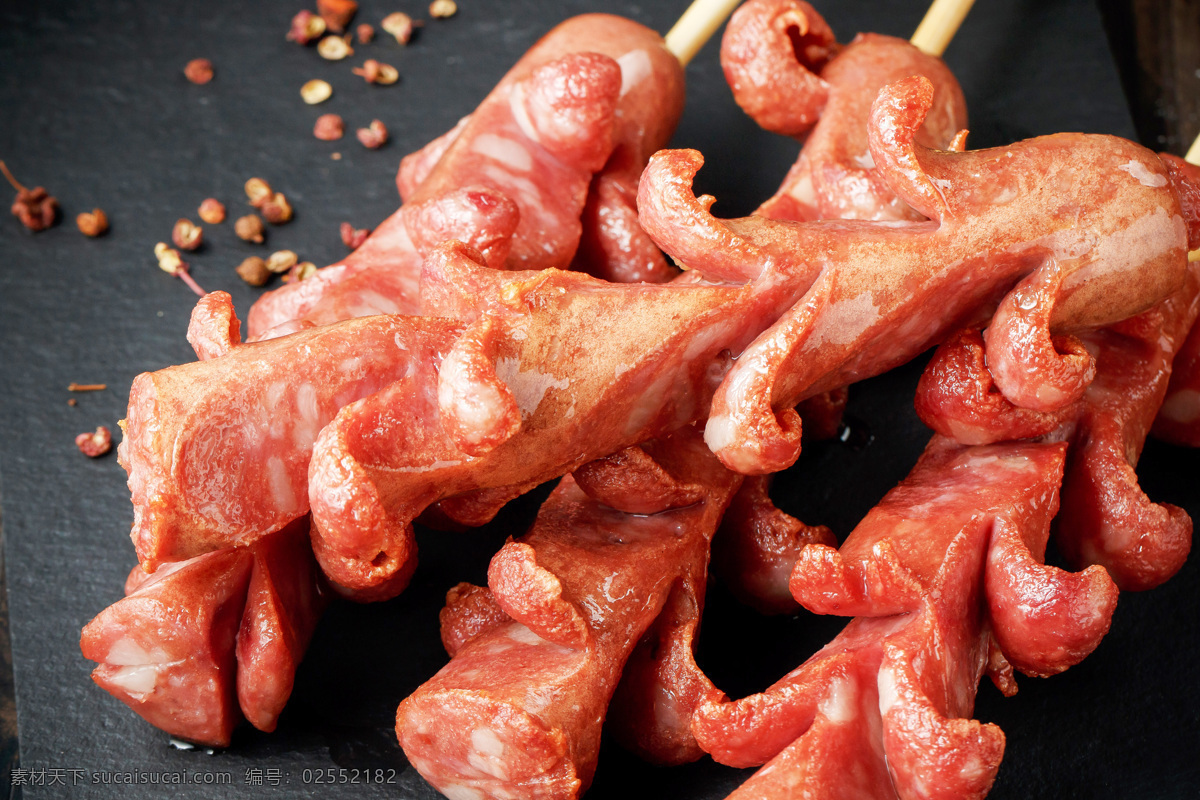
[910,0,976,57]
[664,0,744,66]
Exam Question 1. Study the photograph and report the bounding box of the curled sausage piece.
[639,76,1195,473]
[697,528,1003,800]
[80,521,328,745]
[606,519,727,766]
[1055,273,1200,591]
[308,242,802,596]
[920,262,1200,591]
[121,310,462,568]
[235,519,330,732]
[187,291,242,361]
[439,581,511,657]
[915,328,1073,446]
[710,474,836,615]
[572,438,707,514]
[983,262,1097,411]
[720,0,837,138]
[397,428,740,800]
[790,437,1117,677]
[81,549,252,747]
[722,0,965,222]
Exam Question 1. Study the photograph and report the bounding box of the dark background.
[0,0,1197,797]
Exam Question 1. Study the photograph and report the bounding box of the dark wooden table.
[0,0,1195,797]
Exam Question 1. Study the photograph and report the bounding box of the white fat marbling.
[494,357,568,416]
[1118,159,1168,188]
[106,638,167,666]
[704,412,737,454]
[815,291,882,347]
[106,664,160,696]
[473,133,533,172]
[818,675,857,724]
[877,665,899,715]
[507,625,545,645]
[266,455,298,513]
[508,83,539,145]
[440,784,485,800]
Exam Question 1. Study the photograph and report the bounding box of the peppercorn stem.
[176,265,207,297]
[0,161,27,193]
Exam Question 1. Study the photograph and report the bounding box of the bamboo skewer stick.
[666,0,975,69]
[664,0,743,66]
[910,0,976,57]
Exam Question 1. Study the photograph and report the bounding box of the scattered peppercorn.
[235,214,266,243]
[317,0,359,32]
[184,58,214,84]
[429,0,457,19]
[340,221,370,250]
[301,79,333,104]
[76,426,113,458]
[261,193,293,224]
[381,12,416,44]
[155,242,183,273]
[244,178,273,208]
[353,59,398,85]
[76,209,108,237]
[287,10,327,44]
[1,161,58,232]
[314,114,345,141]
[357,23,375,43]
[236,256,271,286]
[172,218,203,251]
[356,119,389,149]
[198,198,226,224]
[68,398,77,407]
[317,34,354,60]
[266,250,299,273]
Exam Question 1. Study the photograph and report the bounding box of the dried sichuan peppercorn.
[356,120,388,149]
[172,218,203,251]
[314,114,345,141]
[235,214,266,243]
[76,209,108,237]
[198,198,226,224]
[288,10,327,44]
[381,12,416,44]
[340,221,370,250]
[353,59,398,85]
[1,161,58,232]
[76,426,113,457]
[184,58,214,84]
[236,256,271,287]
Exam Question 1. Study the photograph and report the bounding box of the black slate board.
[0,0,1196,798]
